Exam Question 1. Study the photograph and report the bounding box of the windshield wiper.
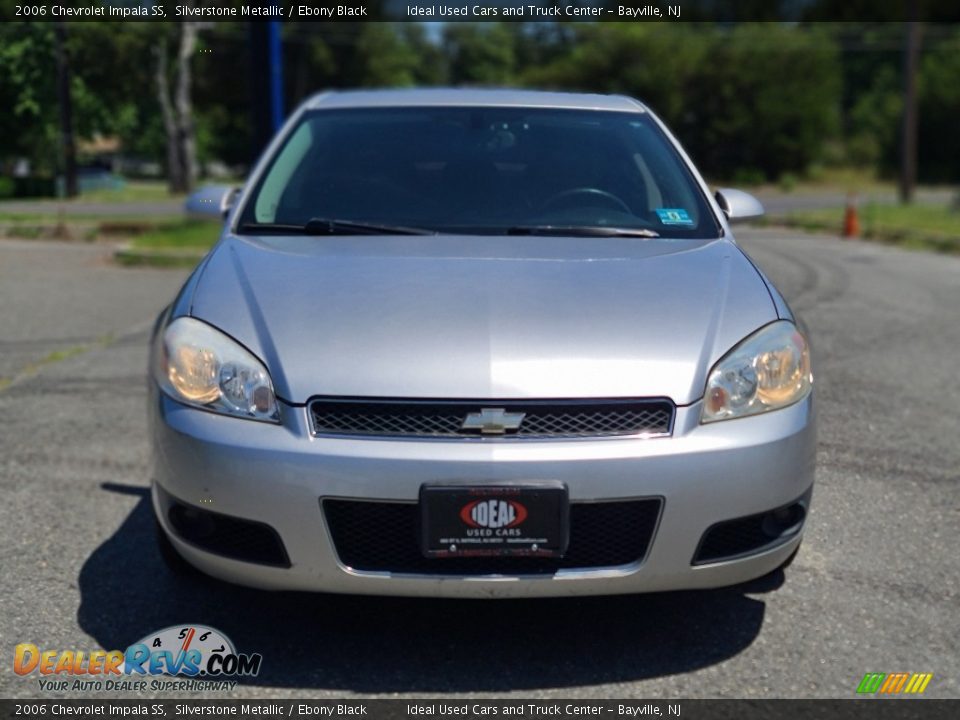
[239,218,434,236]
[506,225,660,238]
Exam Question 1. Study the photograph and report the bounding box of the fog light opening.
[169,504,217,539]
[761,503,805,540]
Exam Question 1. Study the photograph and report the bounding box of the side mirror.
[714,188,764,223]
[184,185,241,220]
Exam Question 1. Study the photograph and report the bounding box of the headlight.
[154,317,279,423]
[701,320,812,423]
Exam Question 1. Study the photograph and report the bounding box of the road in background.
[753,187,954,214]
[0,229,957,698]
[0,239,186,386]
[0,185,953,220]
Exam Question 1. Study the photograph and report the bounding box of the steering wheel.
[539,187,632,214]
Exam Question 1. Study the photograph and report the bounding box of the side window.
[254,120,314,223]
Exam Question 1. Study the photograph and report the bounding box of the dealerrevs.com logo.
[14,625,261,692]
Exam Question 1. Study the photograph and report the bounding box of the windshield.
[238,107,721,238]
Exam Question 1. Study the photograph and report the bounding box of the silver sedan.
[150,89,815,597]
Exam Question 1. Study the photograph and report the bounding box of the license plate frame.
[420,482,569,558]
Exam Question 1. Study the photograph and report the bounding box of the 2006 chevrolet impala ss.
[149,89,815,597]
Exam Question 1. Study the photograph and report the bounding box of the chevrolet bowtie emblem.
[461,408,526,435]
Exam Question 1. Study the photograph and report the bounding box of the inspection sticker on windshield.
[656,208,694,226]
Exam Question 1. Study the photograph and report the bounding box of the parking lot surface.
[0,228,957,698]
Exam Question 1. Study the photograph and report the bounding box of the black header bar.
[2,1,959,24]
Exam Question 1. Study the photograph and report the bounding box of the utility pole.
[899,14,922,204]
[54,21,78,198]
[250,19,285,162]
[267,21,284,134]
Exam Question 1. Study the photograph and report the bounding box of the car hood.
[188,234,777,405]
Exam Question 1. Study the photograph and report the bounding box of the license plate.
[420,483,569,558]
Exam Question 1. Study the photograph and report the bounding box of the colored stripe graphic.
[857,673,886,694]
[880,672,909,693]
[904,673,933,694]
[857,672,933,695]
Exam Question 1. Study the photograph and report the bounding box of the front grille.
[323,498,661,575]
[309,398,674,439]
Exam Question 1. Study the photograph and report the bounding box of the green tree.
[684,24,841,180]
[917,27,960,182]
[443,23,516,85]
[523,23,841,181]
[354,23,444,87]
[0,23,58,172]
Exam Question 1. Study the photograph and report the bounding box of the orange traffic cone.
[843,193,860,238]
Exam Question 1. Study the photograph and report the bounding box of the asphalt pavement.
[0,229,957,699]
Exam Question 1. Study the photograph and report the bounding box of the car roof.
[304,88,648,113]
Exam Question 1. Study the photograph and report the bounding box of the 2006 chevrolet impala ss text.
[149,89,815,597]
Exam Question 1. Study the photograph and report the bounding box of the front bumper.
[150,388,815,597]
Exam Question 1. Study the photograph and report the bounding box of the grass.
[0,180,221,267]
[714,166,892,195]
[4,180,235,204]
[114,219,220,267]
[0,211,180,223]
[773,202,960,254]
[5,225,44,239]
[0,204,219,266]
[3,222,78,240]
[131,220,220,249]
[791,166,890,193]
[73,180,183,203]
[0,181,181,209]
[113,249,209,268]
